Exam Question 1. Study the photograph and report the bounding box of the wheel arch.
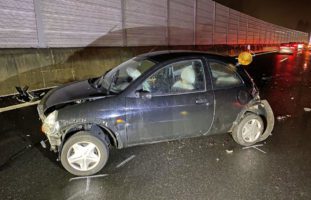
[61,123,121,151]
[230,100,274,141]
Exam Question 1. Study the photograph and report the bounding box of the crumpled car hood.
[39,80,107,114]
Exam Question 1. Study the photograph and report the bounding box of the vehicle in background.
[37,51,275,176]
[289,42,298,50]
[297,43,304,50]
[279,43,294,54]
[289,42,304,51]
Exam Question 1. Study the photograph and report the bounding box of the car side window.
[209,61,242,89]
[141,59,206,96]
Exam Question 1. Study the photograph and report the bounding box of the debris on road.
[26,134,30,137]
[304,107,311,112]
[116,155,136,168]
[277,115,291,121]
[290,97,294,100]
[216,158,220,162]
[277,116,286,120]
[242,144,266,154]
[262,76,273,80]
[242,144,264,149]
[15,85,45,103]
[69,174,108,182]
[208,138,215,146]
[226,149,233,154]
[40,140,47,149]
[252,147,266,154]
[178,140,186,149]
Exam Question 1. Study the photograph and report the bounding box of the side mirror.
[135,90,152,99]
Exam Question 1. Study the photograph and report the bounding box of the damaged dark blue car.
[37,51,274,176]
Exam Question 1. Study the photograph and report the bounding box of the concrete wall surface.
[0,45,277,96]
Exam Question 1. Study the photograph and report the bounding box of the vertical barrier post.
[166,0,170,46]
[246,17,248,46]
[212,1,216,45]
[193,0,197,46]
[226,8,229,45]
[121,0,127,47]
[237,12,239,46]
[33,0,46,47]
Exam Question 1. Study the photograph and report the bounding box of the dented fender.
[59,121,125,149]
[232,99,275,141]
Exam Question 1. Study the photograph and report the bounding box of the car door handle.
[195,98,209,105]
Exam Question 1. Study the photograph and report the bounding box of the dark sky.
[215,0,311,32]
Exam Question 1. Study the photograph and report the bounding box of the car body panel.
[125,90,215,146]
[37,50,273,152]
[38,80,108,119]
[124,55,215,146]
[56,96,127,147]
[210,86,248,134]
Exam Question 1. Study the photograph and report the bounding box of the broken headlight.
[42,110,59,134]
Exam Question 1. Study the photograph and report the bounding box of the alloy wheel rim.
[241,119,262,143]
[67,141,101,171]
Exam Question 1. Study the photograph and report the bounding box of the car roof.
[135,50,235,64]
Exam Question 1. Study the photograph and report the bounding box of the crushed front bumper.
[37,103,46,121]
[37,103,61,152]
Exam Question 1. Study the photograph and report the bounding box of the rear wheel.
[232,113,264,146]
[61,131,109,176]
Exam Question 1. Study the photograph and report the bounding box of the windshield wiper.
[107,69,120,95]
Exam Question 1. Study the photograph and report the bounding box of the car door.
[207,59,247,134]
[125,58,215,146]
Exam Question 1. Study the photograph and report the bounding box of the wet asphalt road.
[1,51,311,200]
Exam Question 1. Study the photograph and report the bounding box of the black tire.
[61,131,109,176]
[232,113,264,146]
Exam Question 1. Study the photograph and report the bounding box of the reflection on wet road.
[1,51,311,200]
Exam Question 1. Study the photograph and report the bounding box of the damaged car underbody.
[37,50,274,176]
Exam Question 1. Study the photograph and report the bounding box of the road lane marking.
[85,177,90,194]
[0,85,56,98]
[280,57,288,63]
[0,100,40,113]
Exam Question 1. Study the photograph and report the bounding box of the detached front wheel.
[232,113,264,146]
[61,131,109,176]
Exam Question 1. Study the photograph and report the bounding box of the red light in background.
[303,63,307,70]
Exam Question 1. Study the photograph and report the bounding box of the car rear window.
[209,61,242,89]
